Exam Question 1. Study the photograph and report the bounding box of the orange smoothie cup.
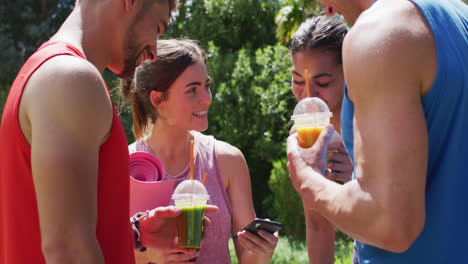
[291,97,332,148]
[297,126,324,148]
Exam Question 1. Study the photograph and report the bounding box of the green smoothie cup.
[172,180,210,248]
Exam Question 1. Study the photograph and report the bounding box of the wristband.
[130,211,149,252]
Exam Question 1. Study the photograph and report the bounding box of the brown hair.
[120,39,207,139]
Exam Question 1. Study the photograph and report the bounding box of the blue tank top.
[341,0,468,263]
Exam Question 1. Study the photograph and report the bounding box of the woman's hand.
[136,205,218,263]
[236,229,279,255]
[326,133,354,183]
[135,243,200,264]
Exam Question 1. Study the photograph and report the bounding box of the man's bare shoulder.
[343,0,436,97]
[346,0,432,56]
[23,55,113,143]
[24,55,108,105]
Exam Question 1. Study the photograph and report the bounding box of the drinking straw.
[305,69,310,98]
[305,69,312,113]
[202,172,208,185]
[190,140,194,181]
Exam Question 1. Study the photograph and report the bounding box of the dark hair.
[120,39,207,139]
[291,16,348,64]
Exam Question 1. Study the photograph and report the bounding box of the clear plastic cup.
[171,180,209,248]
[291,97,333,148]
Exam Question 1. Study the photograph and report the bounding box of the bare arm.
[23,56,112,263]
[216,141,278,264]
[287,3,435,253]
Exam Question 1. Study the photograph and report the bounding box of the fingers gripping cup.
[172,180,209,248]
[291,97,333,148]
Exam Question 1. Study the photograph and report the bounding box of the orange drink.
[297,126,324,148]
[291,98,332,148]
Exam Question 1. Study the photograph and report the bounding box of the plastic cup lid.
[171,180,209,200]
[291,97,333,121]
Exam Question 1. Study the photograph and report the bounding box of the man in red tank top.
[0,0,217,263]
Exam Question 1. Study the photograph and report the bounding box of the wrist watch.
[130,211,149,252]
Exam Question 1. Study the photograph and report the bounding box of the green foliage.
[0,0,74,87]
[275,1,306,44]
[275,0,324,44]
[205,43,295,216]
[335,239,354,264]
[169,0,281,51]
[0,87,8,120]
[268,157,306,241]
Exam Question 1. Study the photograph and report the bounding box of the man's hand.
[289,124,352,184]
[287,125,335,195]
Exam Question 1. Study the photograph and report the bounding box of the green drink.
[172,180,210,249]
[177,205,206,248]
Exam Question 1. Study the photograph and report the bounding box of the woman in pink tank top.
[121,39,279,263]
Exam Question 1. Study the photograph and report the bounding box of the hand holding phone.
[241,218,283,234]
[234,218,281,256]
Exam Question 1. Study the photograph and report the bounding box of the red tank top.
[0,41,134,263]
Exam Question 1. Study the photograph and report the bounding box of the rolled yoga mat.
[129,152,174,215]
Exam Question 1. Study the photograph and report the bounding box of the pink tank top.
[129,131,233,263]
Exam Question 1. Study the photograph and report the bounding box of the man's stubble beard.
[118,20,141,79]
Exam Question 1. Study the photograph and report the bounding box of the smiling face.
[156,61,212,132]
[117,1,170,78]
[291,49,344,120]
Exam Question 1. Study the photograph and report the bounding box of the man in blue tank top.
[287,0,468,263]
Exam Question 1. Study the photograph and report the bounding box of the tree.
[0,0,75,118]
[0,0,75,88]
[168,0,280,52]
[275,0,323,44]
[203,43,294,216]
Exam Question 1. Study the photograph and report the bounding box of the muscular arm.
[216,141,277,264]
[288,3,435,253]
[23,56,113,263]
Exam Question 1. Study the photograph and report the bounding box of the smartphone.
[242,218,283,234]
